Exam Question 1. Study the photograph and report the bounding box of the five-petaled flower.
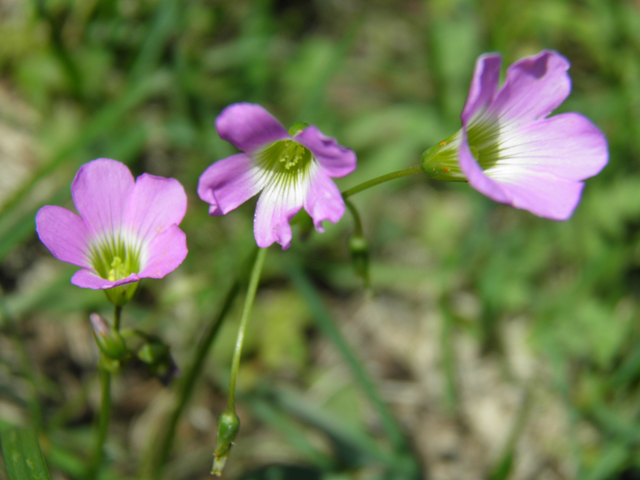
[421,50,608,220]
[197,103,357,249]
[36,159,188,304]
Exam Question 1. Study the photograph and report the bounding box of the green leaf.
[0,427,51,480]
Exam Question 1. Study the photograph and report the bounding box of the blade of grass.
[285,256,416,471]
[244,396,335,470]
[487,389,532,480]
[440,300,459,413]
[251,386,417,476]
[0,427,51,480]
[0,71,170,226]
[128,0,180,83]
[0,298,44,432]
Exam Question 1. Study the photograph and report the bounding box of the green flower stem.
[341,165,423,199]
[345,198,364,238]
[86,369,111,479]
[86,304,121,479]
[210,247,267,476]
[145,246,258,480]
[227,247,268,412]
[113,304,122,330]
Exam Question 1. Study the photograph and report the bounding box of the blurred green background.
[0,0,639,479]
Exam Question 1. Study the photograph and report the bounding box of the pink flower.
[421,50,608,220]
[36,159,187,301]
[197,103,357,249]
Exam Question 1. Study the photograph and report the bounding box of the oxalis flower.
[421,50,608,220]
[36,158,188,305]
[198,103,357,249]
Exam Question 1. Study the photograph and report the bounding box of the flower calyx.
[420,134,467,182]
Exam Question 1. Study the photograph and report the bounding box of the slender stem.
[113,305,122,331]
[345,198,364,238]
[86,304,121,479]
[146,274,244,478]
[227,247,268,411]
[86,368,111,480]
[146,246,258,479]
[341,165,423,199]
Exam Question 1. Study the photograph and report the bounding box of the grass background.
[0,0,639,479]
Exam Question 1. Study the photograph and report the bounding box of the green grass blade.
[285,256,417,474]
[0,427,51,480]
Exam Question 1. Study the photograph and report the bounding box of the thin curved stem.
[145,246,258,480]
[345,198,364,238]
[146,271,245,478]
[227,247,268,411]
[113,305,122,330]
[86,369,111,479]
[341,165,423,199]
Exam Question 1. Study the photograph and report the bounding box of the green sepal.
[288,121,309,136]
[420,132,467,182]
[104,281,139,307]
[99,355,122,373]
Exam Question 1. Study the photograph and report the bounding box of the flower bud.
[211,410,240,476]
[89,313,127,360]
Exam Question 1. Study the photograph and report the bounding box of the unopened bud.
[211,410,240,476]
[89,313,127,360]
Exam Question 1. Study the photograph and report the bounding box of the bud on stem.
[89,313,127,361]
[211,410,240,476]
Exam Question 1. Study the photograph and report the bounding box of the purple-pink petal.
[462,54,501,123]
[36,206,91,268]
[71,158,135,239]
[216,103,290,154]
[454,50,609,220]
[303,166,345,232]
[197,153,266,216]
[458,138,510,204]
[71,269,140,290]
[500,113,608,181]
[253,184,305,249]
[485,51,571,125]
[459,132,588,220]
[124,173,187,245]
[138,225,188,279]
[490,170,585,220]
[294,126,357,178]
